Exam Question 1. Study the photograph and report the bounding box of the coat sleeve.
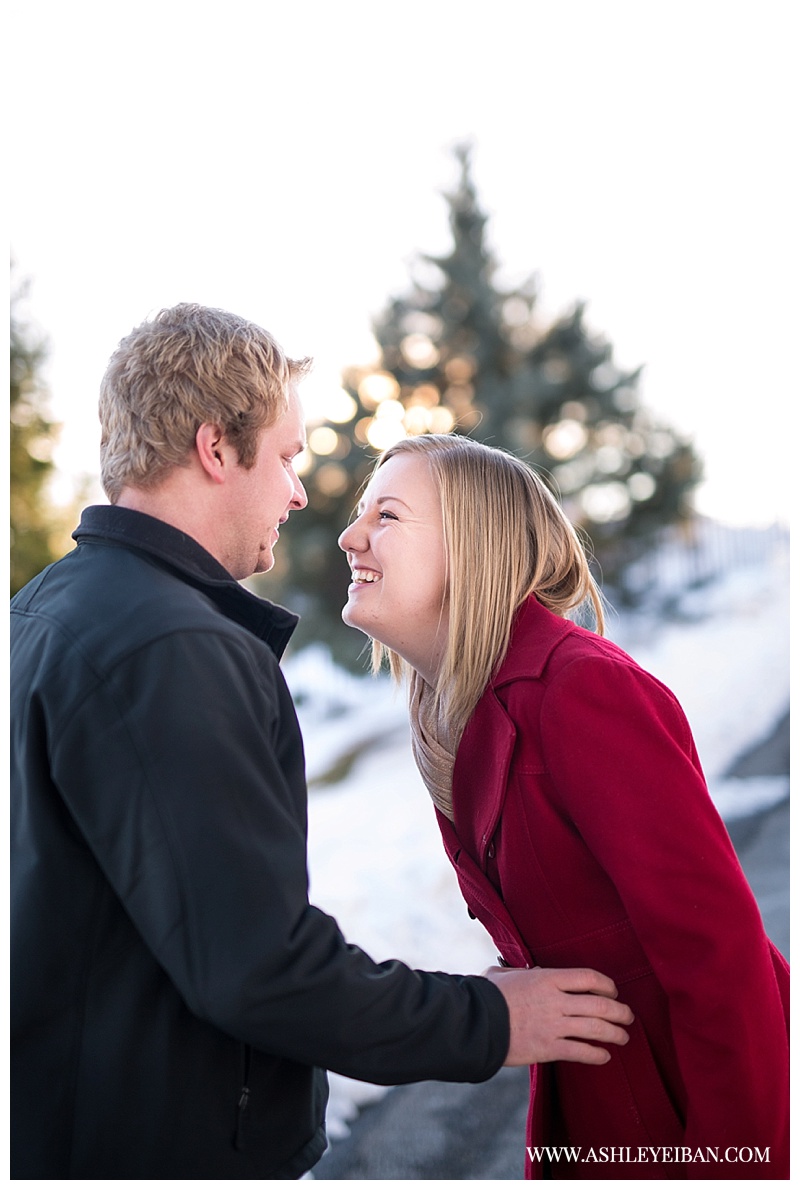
[49,627,508,1085]
[539,654,789,1169]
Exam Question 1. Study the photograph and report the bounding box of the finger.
[554,968,620,999]
[561,994,634,1024]
[563,1019,631,1046]
[552,1039,613,1065]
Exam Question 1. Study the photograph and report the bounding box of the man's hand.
[482,965,634,1067]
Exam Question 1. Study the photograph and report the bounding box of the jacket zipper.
[234,1044,251,1151]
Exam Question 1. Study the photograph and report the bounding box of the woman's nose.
[338,517,362,552]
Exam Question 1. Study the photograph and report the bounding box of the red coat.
[439,597,789,1180]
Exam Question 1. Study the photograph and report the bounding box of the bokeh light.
[358,372,401,410]
[580,482,632,523]
[314,462,350,498]
[366,418,407,450]
[401,333,440,369]
[543,419,588,460]
[429,406,456,433]
[308,426,339,456]
[404,405,431,435]
[628,471,657,502]
[325,389,358,424]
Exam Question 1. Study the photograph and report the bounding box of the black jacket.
[10,505,509,1179]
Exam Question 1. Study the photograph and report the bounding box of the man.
[10,304,633,1179]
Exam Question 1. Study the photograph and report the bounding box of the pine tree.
[257,145,701,664]
[10,271,62,595]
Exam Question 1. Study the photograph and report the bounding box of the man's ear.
[195,423,228,484]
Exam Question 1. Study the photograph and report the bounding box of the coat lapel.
[452,686,516,870]
[450,598,575,871]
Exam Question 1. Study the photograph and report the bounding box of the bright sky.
[9,0,796,524]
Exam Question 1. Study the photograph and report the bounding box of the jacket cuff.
[466,975,511,1081]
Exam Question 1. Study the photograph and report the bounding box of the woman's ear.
[195,423,228,484]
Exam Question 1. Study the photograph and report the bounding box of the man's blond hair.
[370,433,604,737]
[99,303,310,502]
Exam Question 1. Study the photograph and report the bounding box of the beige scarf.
[408,671,459,821]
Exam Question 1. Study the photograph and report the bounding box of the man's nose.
[292,475,308,510]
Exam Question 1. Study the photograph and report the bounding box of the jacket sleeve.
[49,627,508,1085]
[539,654,789,1168]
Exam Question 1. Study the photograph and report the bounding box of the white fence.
[614,518,788,609]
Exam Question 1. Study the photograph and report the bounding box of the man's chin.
[253,550,275,575]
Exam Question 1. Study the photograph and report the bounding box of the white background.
[9,0,797,524]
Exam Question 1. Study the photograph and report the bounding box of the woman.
[338,433,789,1180]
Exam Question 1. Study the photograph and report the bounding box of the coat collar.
[451,598,576,867]
[73,505,299,659]
[491,596,576,686]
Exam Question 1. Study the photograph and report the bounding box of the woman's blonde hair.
[371,433,605,736]
[99,303,311,502]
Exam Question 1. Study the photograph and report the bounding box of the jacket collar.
[491,596,576,686]
[451,598,576,867]
[73,505,299,659]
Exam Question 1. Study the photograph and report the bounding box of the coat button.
[487,843,495,859]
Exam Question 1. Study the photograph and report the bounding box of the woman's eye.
[378,510,398,521]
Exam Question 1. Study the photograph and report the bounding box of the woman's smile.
[349,567,383,590]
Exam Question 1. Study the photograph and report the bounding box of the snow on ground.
[284,532,790,1139]
[607,542,790,820]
